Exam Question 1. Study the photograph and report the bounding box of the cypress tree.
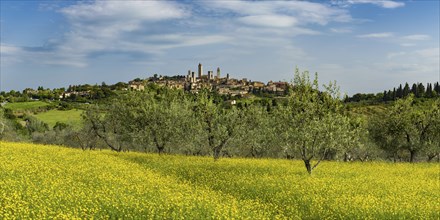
[435,82,440,95]
[396,84,403,98]
[392,88,397,100]
[426,83,433,98]
[417,83,425,98]
[411,83,417,97]
[403,83,410,97]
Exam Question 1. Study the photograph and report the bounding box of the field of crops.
[0,142,438,219]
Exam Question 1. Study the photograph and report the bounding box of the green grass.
[4,101,50,111]
[1,141,438,219]
[34,109,83,129]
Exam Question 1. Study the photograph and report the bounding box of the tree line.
[345,82,440,103]
[1,69,439,174]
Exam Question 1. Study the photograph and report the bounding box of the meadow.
[3,101,50,111]
[33,109,83,129]
[0,141,438,219]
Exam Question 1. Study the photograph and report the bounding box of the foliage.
[193,90,243,160]
[23,115,49,134]
[345,82,439,103]
[369,95,440,162]
[34,109,83,130]
[1,142,438,219]
[278,69,360,174]
[3,101,51,111]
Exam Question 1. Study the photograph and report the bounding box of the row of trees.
[369,96,440,162]
[81,70,361,174]
[1,69,439,174]
[345,82,440,103]
[0,82,124,103]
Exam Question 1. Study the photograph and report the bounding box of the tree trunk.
[343,152,349,162]
[409,149,416,163]
[427,154,436,162]
[157,146,164,155]
[213,147,221,161]
[304,159,312,174]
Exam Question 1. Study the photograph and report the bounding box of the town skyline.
[1,1,439,95]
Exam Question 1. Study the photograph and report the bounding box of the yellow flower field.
[0,141,439,219]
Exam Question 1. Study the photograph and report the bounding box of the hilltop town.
[129,63,290,97]
[3,62,438,104]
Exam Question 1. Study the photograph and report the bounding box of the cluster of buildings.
[129,63,290,97]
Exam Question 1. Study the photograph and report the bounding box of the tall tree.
[403,83,410,97]
[396,84,403,98]
[411,83,417,97]
[416,83,425,98]
[434,82,440,95]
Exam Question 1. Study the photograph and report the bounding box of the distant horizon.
[1,1,439,95]
[1,64,438,97]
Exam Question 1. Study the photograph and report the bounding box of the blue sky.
[1,0,439,95]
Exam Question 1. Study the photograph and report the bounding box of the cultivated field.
[0,142,438,219]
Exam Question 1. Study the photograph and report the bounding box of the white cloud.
[400,43,416,47]
[61,1,187,22]
[238,15,297,28]
[330,27,353,33]
[357,32,393,38]
[402,34,430,41]
[379,47,439,78]
[35,0,350,67]
[387,51,406,59]
[204,1,351,27]
[0,44,24,65]
[415,48,440,60]
[334,0,405,9]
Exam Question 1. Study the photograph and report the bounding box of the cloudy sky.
[1,0,439,95]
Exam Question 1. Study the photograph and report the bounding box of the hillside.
[1,142,438,219]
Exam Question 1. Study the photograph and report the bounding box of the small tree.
[193,90,242,160]
[83,103,129,152]
[237,105,275,158]
[132,90,192,154]
[369,95,439,162]
[281,69,359,174]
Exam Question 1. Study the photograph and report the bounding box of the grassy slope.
[1,142,438,219]
[33,109,83,129]
[3,101,50,111]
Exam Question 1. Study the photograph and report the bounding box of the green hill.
[0,142,438,219]
[33,109,83,129]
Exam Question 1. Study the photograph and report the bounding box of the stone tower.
[198,63,203,78]
[191,72,196,83]
[217,67,220,79]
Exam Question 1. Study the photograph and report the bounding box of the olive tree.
[369,95,439,162]
[193,91,242,160]
[83,102,131,152]
[281,69,360,174]
[131,90,193,154]
[236,104,279,158]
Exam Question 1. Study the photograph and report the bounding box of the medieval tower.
[198,63,203,78]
